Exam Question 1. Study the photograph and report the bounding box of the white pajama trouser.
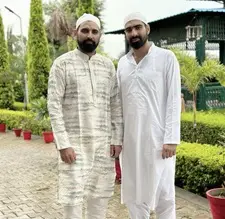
[63,197,109,219]
[126,198,176,219]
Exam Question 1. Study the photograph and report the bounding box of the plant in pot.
[206,137,225,219]
[41,118,54,143]
[13,120,23,137]
[30,96,49,120]
[21,119,32,140]
[30,97,53,143]
[206,187,225,219]
[0,118,6,133]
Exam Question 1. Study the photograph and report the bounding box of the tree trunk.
[192,91,197,142]
[193,91,197,128]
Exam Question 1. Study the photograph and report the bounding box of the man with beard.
[117,12,181,219]
[47,13,123,219]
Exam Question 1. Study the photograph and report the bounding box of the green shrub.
[0,15,14,109]
[27,0,51,100]
[40,117,52,131]
[0,109,45,135]
[182,112,225,128]
[176,142,225,197]
[30,96,48,119]
[181,112,225,145]
[13,102,31,111]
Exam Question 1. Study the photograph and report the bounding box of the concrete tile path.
[0,132,212,219]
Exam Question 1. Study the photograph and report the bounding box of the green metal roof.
[105,8,225,35]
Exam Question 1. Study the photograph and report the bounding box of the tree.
[27,0,51,101]
[43,0,105,55]
[7,27,26,102]
[173,49,219,127]
[76,0,94,16]
[0,14,14,109]
[213,63,225,87]
[46,8,70,58]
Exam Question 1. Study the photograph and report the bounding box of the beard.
[77,39,99,53]
[128,35,148,49]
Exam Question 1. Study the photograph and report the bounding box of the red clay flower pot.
[43,131,54,143]
[23,130,32,140]
[13,128,22,137]
[0,123,6,133]
[206,188,225,219]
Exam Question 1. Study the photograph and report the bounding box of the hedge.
[0,109,43,135]
[12,102,31,111]
[181,112,225,145]
[1,109,225,198]
[1,109,225,144]
[176,142,225,197]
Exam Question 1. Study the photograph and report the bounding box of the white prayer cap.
[76,13,101,29]
[124,12,148,27]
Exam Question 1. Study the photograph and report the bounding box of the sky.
[0,0,222,58]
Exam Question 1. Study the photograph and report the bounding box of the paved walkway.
[0,132,212,219]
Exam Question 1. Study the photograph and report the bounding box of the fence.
[181,82,225,110]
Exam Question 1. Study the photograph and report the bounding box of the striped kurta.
[47,49,123,206]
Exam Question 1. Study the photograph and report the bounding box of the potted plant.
[206,137,225,219]
[30,96,49,120]
[31,97,53,143]
[13,127,23,137]
[0,119,6,133]
[41,118,54,143]
[21,119,32,140]
[13,120,23,137]
[206,187,225,219]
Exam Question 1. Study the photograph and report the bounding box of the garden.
[0,0,225,218]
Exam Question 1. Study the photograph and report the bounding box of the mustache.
[130,37,141,41]
[84,39,95,44]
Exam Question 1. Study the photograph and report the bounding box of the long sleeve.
[47,61,71,150]
[163,52,181,145]
[110,63,123,145]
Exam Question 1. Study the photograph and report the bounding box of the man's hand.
[59,147,76,164]
[162,144,177,159]
[110,145,122,158]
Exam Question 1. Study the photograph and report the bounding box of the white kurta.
[47,49,123,206]
[117,43,181,209]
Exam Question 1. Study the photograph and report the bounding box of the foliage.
[0,81,15,109]
[67,36,77,51]
[174,49,217,93]
[27,0,51,100]
[172,49,221,128]
[181,120,225,145]
[176,142,225,197]
[12,75,24,102]
[213,63,225,87]
[7,26,27,56]
[0,15,9,74]
[30,96,48,120]
[0,109,34,130]
[40,117,52,131]
[76,0,94,17]
[112,59,118,69]
[21,119,36,131]
[0,109,47,135]
[13,102,31,111]
[7,26,26,102]
[182,111,225,128]
[0,14,14,109]
[48,42,68,60]
[43,0,105,58]
[181,111,225,145]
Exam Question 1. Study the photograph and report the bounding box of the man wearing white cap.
[117,12,181,219]
[47,13,123,219]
